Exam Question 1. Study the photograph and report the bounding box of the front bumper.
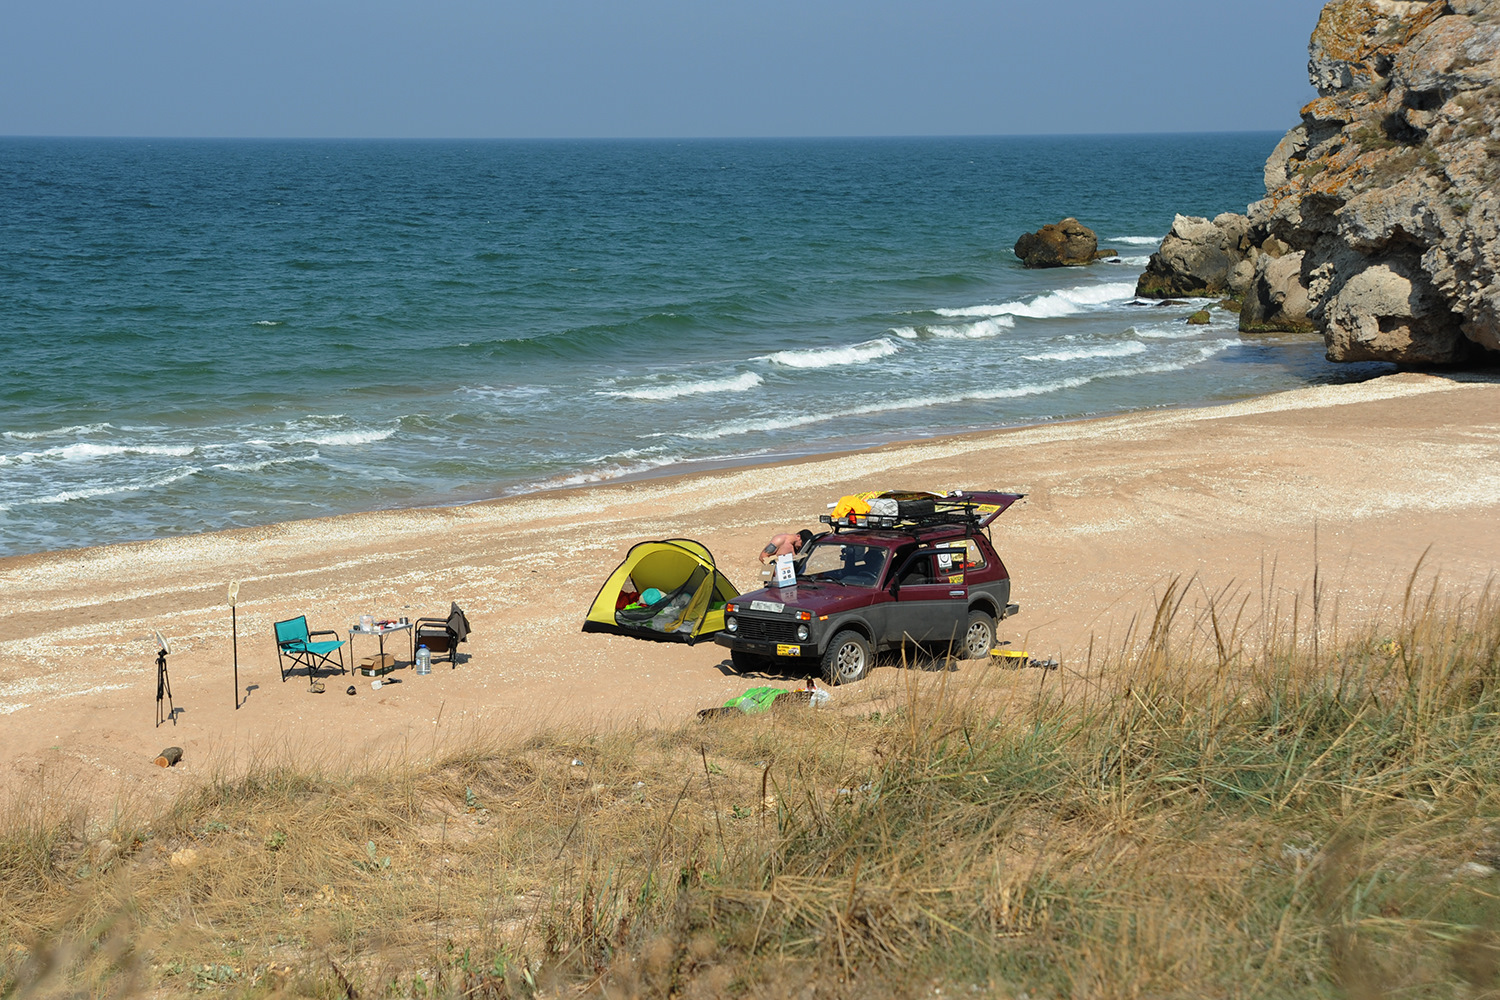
[714,634,818,659]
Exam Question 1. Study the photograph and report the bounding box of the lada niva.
[715,491,1023,684]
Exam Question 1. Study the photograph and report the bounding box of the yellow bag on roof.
[831,492,881,519]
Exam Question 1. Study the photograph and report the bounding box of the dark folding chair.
[414,602,471,668]
[274,615,348,685]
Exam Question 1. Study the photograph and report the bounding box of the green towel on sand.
[723,686,787,714]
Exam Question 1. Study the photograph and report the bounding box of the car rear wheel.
[730,649,770,672]
[960,609,995,660]
[820,630,872,685]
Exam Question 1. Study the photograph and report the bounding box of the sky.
[0,1,1323,139]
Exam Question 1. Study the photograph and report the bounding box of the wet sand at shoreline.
[3,371,1498,811]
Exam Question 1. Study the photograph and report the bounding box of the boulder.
[1135,213,1252,298]
[1240,251,1315,334]
[1014,218,1099,268]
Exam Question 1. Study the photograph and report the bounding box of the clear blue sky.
[1,0,1322,138]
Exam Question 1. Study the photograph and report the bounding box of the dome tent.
[582,538,739,644]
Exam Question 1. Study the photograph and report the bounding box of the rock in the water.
[1014,218,1099,267]
[1240,251,1314,333]
[1187,309,1212,325]
[1135,213,1252,298]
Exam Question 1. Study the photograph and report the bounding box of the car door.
[886,548,967,643]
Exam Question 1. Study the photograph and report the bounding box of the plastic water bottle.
[415,645,431,675]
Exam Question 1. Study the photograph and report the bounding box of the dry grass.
[4,566,1500,999]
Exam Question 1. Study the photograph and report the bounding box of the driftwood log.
[155,746,183,768]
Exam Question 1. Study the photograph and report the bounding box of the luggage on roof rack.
[819,490,1024,532]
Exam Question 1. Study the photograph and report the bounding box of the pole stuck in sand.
[228,580,240,709]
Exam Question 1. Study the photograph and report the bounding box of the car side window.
[962,539,987,571]
[897,554,934,586]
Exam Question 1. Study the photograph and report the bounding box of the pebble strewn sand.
[2,372,1497,808]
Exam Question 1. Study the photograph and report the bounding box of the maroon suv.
[715,492,1023,684]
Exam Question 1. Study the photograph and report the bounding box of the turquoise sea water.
[0,135,1388,556]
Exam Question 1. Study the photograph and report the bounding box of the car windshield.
[798,542,889,587]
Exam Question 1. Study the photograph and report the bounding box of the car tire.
[960,609,995,660]
[820,630,872,686]
[730,649,770,672]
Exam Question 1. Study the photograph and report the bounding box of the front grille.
[735,614,800,643]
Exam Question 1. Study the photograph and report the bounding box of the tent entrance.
[582,539,739,644]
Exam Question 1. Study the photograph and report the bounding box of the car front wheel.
[820,630,872,685]
[960,609,995,660]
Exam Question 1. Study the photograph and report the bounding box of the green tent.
[581,538,738,644]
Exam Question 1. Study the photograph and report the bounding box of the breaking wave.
[764,338,899,368]
[2,423,115,441]
[8,467,202,508]
[4,443,195,463]
[1024,342,1149,362]
[605,371,763,400]
[934,281,1137,320]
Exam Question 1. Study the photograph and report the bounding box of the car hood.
[734,580,880,616]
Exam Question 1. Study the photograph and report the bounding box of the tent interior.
[582,539,739,643]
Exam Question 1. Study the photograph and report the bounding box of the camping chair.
[414,602,471,668]
[274,616,348,685]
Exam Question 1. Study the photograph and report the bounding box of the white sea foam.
[605,371,763,400]
[458,385,552,400]
[253,320,283,326]
[211,453,320,472]
[934,282,1137,321]
[13,467,202,507]
[247,427,395,447]
[3,423,114,440]
[1110,236,1166,246]
[682,338,1241,443]
[5,443,196,463]
[682,376,1096,441]
[1024,342,1149,362]
[927,317,1015,339]
[764,338,900,369]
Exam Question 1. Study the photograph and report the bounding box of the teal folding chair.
[274,616,347,685]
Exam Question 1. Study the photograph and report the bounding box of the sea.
[0,134,1390,557]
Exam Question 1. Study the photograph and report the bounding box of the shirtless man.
[760,529,815,564]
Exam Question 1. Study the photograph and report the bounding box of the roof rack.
[819,496,991,534]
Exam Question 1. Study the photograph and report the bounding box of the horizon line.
[0,128,1289,143]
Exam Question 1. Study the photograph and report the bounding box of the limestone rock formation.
[1014,218,1099,267]
[1140,0,1500,364]
[1254,0,1500,364]
[1136,213,1254,298]
[1241,251,1315,333]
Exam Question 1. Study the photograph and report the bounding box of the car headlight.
[726,616,738,633]
[797,624,809,641]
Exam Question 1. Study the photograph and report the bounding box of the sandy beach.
[4,371,1499,808]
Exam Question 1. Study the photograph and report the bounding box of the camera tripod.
[156,647,175,727]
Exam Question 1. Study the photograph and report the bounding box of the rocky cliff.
[1142,0,1500,366]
